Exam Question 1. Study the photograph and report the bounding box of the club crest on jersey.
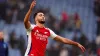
[36,30,39,33]
[31,54,34,56]
[44,32,48,34]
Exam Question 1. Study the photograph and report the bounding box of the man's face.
[35,12,45,24]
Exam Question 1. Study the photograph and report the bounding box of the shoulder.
[46,28,57,39]
[45,27,49,30]
[46,28,53,32]
[44,27,52,32]
[26,24,36,31]
[45,28,55,34]
[31,24,36,28]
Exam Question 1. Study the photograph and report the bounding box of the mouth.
[39,21,45,24]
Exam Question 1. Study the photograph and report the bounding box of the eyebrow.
[39,14,44,16]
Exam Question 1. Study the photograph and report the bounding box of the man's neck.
[36,23,45,28]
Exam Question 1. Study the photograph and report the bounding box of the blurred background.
[0,0,100,56]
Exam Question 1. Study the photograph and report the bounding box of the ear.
[35,18,36,22]
[35,17,38,23]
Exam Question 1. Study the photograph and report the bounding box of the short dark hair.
[33,10,45,19]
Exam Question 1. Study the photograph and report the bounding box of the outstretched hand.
[77,43,86,52]
[30,0,36,10]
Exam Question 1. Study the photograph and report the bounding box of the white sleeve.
[26,24,35,35]
[49,29,57,39]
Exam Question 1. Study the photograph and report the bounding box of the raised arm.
[54,35,86,52]
[24,1,36,29]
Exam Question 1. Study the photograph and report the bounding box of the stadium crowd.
[0,0,100,56]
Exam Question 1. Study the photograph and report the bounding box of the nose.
[42,16,45,19]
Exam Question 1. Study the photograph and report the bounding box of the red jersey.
[25,24,57,56]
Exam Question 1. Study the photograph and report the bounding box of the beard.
[39,21,45,24]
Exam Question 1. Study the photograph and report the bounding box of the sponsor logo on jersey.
[34,30,48,41]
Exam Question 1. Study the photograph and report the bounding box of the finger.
[81,46,85,52]
[33,0,36,1]
[81,47,84,52]
[33,0,36,3]
[82,46,85,50]
[82,46,86,52]
[32,1,36,5]
[32,1,36,4]
[81,45,85,51]
[80,46,84,52]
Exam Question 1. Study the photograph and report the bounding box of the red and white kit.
[24,24,57,56]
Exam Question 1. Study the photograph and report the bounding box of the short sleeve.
[26,24,35,35]
[49,29,57,39]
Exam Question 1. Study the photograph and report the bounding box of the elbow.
[24,18,28,24]
[24,21,27,25]
[24,15,29,23]
[24,20,29,26]
[24,19,26,23]
[24,17,26,22]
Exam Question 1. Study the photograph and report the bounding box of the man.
[0,31,8,56]
[24,1,85,56]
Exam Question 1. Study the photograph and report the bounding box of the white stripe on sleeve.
[49,29,57,39]
[26,24,35,35]
[25,24,35,56]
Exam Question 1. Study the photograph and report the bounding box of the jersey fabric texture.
[24,24,57,56]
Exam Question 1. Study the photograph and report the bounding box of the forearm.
[54,36,78,46]
[24,8,33,23]
[54,36,85,52]
[24,1,36,29]
[62,38,78,46]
